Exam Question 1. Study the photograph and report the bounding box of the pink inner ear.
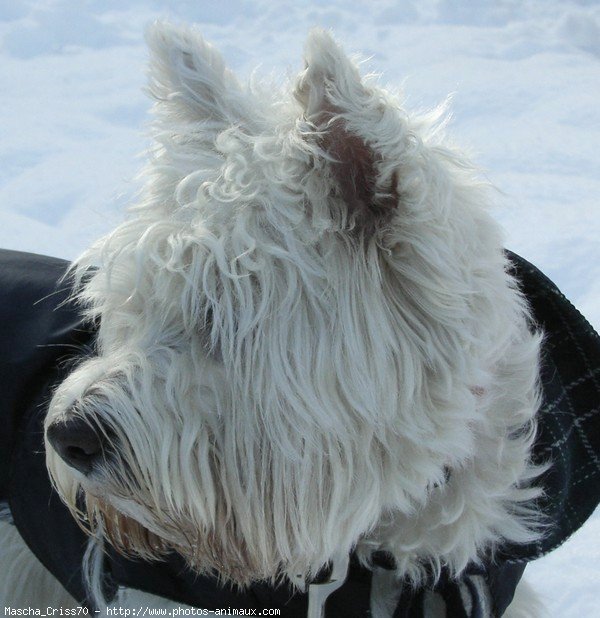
[323,117,377,214]
[317,115,397,234]
[294,49,398,233]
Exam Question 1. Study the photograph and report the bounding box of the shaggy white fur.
[15,21,546,616]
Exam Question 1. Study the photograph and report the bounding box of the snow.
[0,1,598,615]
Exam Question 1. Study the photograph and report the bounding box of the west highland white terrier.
[1,21,599,618]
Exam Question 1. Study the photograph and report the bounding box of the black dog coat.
[1,248,599,617]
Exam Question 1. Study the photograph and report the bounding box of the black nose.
[46,417,106,475]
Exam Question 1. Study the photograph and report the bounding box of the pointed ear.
[145,21,251,130]
[294,30,398,232]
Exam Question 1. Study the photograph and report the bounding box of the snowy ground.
[1,1,598,615]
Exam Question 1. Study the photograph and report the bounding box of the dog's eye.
[199,306,221,359]
[430,466,452,490]
[203,306,214,331]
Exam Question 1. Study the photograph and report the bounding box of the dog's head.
[45,23,543,588]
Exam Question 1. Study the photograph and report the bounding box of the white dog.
[2,22,598,618]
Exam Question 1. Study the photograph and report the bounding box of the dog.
[1,22,599,618]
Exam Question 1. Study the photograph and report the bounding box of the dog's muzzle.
[47,417,106,475]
